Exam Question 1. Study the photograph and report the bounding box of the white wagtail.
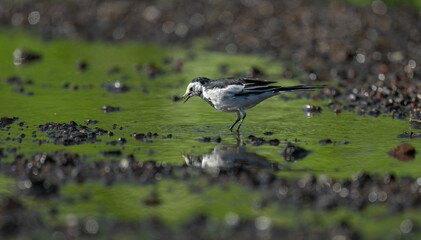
[183,77,325,132]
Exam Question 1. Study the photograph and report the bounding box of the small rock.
[76,60,88,71]
[84,119,99,125]
[387,143,416,161]
[281,142,310,161]
[0,117,18,126]
[268,139,280,146]
[101,105,121,113]
[302,104,322,116]
[319,138,332,145]
[397,131,421,138]
[133,133,145,140]
[105,81,130,93]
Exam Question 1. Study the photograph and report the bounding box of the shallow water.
[1,30,421,238]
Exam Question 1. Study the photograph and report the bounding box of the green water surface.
[1,30,421,239]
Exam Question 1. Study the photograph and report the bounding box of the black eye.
[189,87,193,91]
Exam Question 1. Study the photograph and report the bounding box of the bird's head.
[182,77,210,103]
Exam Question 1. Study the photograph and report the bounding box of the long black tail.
[274,85,326,93]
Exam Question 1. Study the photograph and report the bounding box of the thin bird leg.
[229,111,241,132]
[236,108,246,132]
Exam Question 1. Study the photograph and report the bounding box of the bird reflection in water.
[183,144,282,170]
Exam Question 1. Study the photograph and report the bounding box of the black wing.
[235,78,325,96]
[205,77,276,89]
[205,77,325,95]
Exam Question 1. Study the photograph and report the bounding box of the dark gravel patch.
[37,121,113,145]
[0,117,19,127]
[247,135,280,146]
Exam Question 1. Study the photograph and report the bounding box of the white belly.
[202,86,276,112]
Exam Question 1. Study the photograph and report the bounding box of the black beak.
[183,94,191,103]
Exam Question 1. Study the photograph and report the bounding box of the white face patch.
[185,82,203,96]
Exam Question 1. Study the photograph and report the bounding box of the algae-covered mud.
[1,0,421,239]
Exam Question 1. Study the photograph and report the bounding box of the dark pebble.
[397,131,421,138]
[76,60,88,71]
[302,105,322,114]
[388,143,416,161]
[133,133,154,143]
[84,119,99,125]
[101,105,121,113]
[133,133,145,140]
[281,142,310,161]
[162,134,173,139]
[319,138,332,145]
[105,81,130,93]
[268,139,280,146]
[0,117,19,127]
